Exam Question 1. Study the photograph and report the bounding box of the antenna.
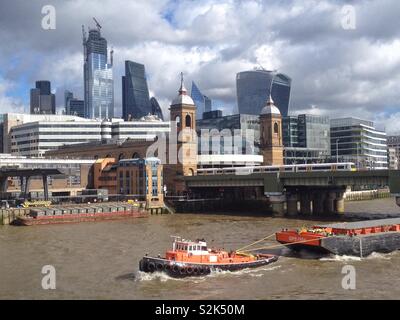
[93,17,102,31]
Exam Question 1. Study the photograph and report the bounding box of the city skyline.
[1,1,400,132]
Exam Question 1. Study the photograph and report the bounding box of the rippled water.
[1,198,400,299]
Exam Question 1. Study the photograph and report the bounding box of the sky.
[0,0,400,133]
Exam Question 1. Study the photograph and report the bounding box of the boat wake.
[320,251,395,262]
[135,265,281,282]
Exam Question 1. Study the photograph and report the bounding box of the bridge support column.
[312,192,326,216]
[42,175,49,201]
[0,177,7,193]
[324,191,336,215]
[269,195,286,217]
[286,194,298,216]
[335,193,345,214]
[299,193,312,215]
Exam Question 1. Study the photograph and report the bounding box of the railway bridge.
[183,170,400,216]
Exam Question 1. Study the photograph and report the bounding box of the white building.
[7,113,170,157]
[331,118,388,170]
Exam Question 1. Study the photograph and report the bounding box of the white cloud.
[0,78,27,113]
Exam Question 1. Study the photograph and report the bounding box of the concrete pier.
[286,194,298,216]
[324,192,336,214]
[300,193,312,215]
[312,192,326,216]
[268,195,286,216]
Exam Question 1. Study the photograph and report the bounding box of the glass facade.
[191,81,212,120]
[122,61,151,120]
[297,115,330,151]
[150,97,164,120]
[196,113,259,155]
[282,114,330,164]
[330,118,388,169]
[83,28,114,119]
[236,70,291,117]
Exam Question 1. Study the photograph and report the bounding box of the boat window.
[201,246,207,251]
[184,245,188,251]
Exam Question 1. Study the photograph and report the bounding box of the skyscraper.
[65,90,84,118]
[191,81,212,120]
[122,60,152,120]
[83,22,114,119]
[150,97,164,120]
[236,69,291,116]
[30,80,56,114]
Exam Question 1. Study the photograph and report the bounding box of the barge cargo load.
[13,203,148,226]
[276,218,400,257]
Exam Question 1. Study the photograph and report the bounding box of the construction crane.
[93,17,102,31]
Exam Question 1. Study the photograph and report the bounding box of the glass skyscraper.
[83,26,114,119]
[122,61,152,120]
[236,69,291,116]
[150,97,164,120]
[191,81,212,120]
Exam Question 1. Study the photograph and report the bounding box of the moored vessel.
[13,203,148,226]
[276,218,400,257]
[139,237,278,278]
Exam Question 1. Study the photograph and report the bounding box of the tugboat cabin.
[166,238,211,262]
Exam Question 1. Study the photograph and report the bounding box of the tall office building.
[331,118,388,169]
[30,80,56,114]
[150,97,164,120]
[65,90,84,118]
[191,81,212,120]
[236,69,291,116]
[83,23,114,119]
[122,61,151,120]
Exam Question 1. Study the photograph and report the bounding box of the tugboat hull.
[139,255,278,278]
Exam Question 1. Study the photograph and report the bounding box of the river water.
[1,198,400,300]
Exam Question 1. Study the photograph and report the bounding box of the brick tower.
[165,73,198,194]
[259,95,284,165]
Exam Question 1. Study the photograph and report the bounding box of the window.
[185,115,191,128]
[274,122,279,134]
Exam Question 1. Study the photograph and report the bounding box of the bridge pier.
[324,191,336,215]
[299,193,312,215]
[286,194,298,216]
[269,195,286,216]
[335,193,345,214]
[312,192,326,216]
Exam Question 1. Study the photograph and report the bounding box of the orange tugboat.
[139,237,278,277]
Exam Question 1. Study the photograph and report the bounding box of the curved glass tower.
[83,27,114,119]
[236,70,291,116]
[150,97,164,120]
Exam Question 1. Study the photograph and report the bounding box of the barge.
[13,203,148,226]
[276,218,400,257]
[139,237,278,278]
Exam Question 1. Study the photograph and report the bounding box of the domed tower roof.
[260,95,281,115]
[171,72,195,106]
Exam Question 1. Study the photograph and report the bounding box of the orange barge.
[276,218,400,257]
[139,237,278,277]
